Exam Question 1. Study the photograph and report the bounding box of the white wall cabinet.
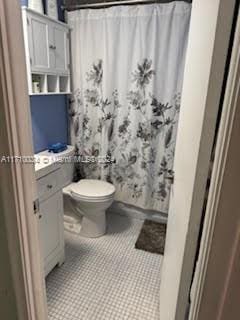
[36,168,65,276]
[22,7,71,95]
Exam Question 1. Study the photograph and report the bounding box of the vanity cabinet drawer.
[37,168,62,200]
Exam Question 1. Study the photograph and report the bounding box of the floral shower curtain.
[68,2,191,213]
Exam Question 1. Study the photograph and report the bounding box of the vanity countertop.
[34,154,61,179]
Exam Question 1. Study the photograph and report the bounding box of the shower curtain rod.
[62,0,191,11]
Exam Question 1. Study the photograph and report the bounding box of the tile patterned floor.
[46,213,163,320]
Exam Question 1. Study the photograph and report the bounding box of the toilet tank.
[39,145,75,187]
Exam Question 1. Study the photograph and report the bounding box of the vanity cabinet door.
[27,13,50,72]
[38,191,64,275]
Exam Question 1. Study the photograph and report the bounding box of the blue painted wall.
[21,0,68,153]
[30,96,68,153]
[21,0,27,6]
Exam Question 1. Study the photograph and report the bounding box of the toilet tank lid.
[38,145,75,158]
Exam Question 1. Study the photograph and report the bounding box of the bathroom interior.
[20,0,192,319]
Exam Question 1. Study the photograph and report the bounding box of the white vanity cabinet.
[22,7,71,95]
[36,167,65,276]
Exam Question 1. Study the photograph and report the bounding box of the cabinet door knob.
[39,214,42,219]
[49,45,56,50]
[47,184,53,189]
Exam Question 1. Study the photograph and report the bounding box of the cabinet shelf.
[59,76,70,93]
[30,73,71,95]
[47,75,58,92]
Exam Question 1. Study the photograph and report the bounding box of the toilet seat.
[69,179,115,201]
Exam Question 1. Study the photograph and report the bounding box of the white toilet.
[63,179,115,237]
[39,145,115,238]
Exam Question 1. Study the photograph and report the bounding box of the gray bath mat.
[135,220,167,255]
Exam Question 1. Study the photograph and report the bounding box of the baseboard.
[108,201,168,224]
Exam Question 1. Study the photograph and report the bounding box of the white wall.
[159,0,236,319]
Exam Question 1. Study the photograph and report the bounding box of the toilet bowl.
[38,145,116,238]
[63,179,115,238]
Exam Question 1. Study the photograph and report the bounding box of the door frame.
[0,1,238,320]
[0,1,48,320]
